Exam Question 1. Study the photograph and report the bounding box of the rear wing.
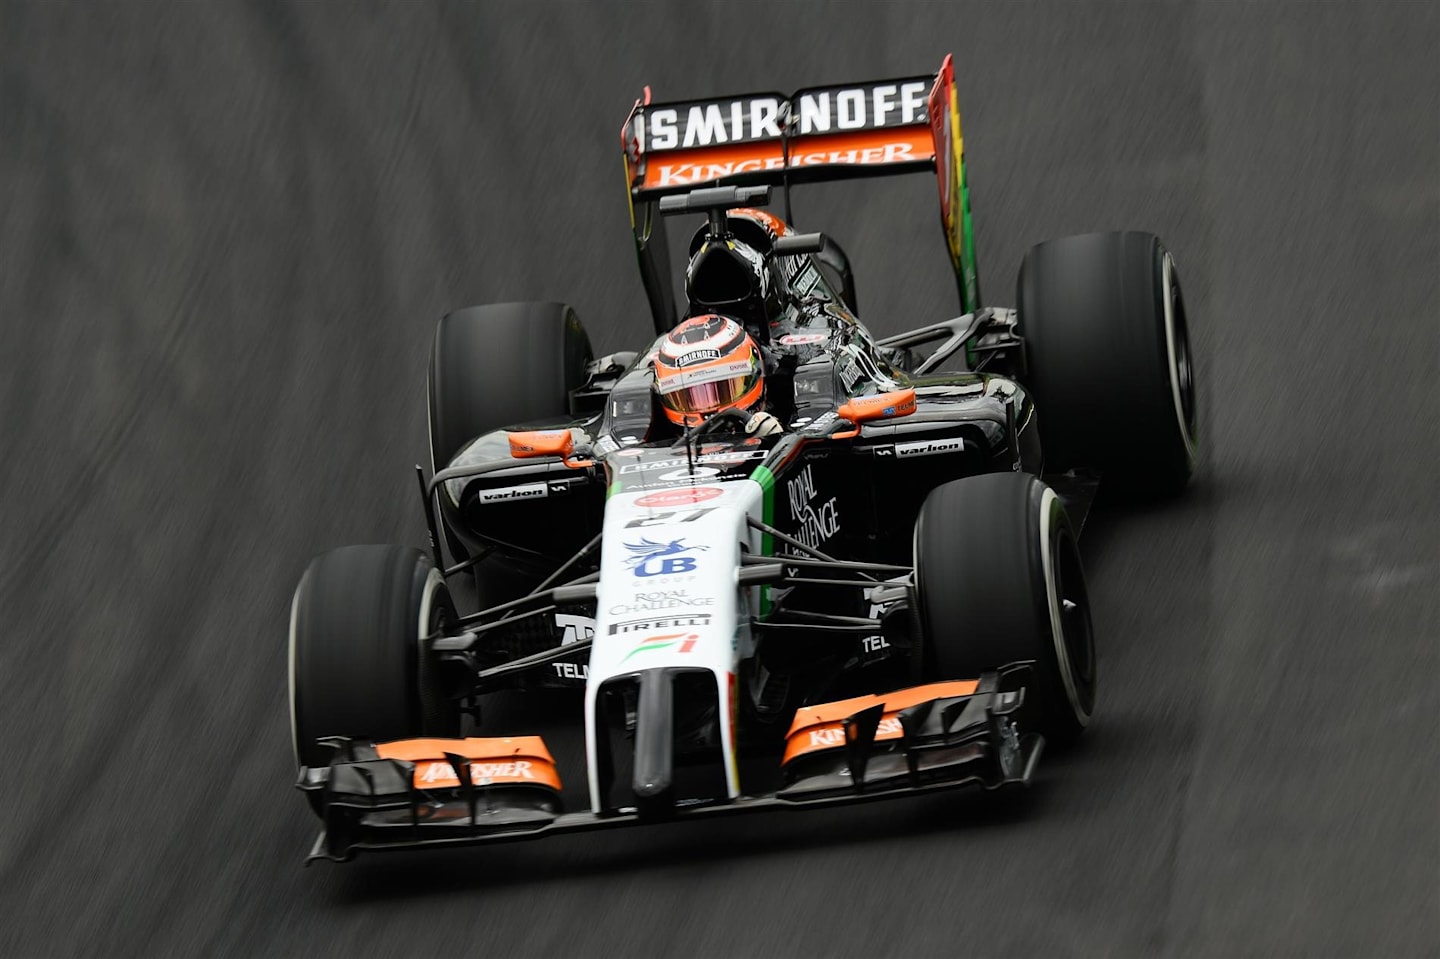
[622,55,979,333]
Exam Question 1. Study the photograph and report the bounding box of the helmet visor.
[656,357,760,414]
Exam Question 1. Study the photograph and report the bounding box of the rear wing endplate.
[622,55,979,333]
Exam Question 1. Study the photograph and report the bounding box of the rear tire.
[1018,231,1197,494]
[914,473,1095,746]
[428,301,592,471]
[289,545,459,774]
[815,235,859,314]
[427,302,592,568]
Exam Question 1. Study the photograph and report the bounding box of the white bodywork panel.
[584,476,768,812]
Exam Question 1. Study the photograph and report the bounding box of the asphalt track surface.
[2,2,1437,957]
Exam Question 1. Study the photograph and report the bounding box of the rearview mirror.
[773,232,827,257]
[508,429,575,459]
[833,388,917,438]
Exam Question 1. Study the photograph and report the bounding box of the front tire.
[289,545,459,775]
[914,473,1096,745]
[1018,231,1198,493]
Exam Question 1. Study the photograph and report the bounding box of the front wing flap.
[778,668,1040,798]
[297,736,565,862]
[298,666,1041,863]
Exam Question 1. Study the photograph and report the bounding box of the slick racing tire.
[427,302,593,567]
[914,472,1095,746]
[289,545,459,786]
[1017,231,1198,494]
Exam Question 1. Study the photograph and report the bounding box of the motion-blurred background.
[1,2,1435,956]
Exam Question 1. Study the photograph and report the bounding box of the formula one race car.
[289,56,1197,862]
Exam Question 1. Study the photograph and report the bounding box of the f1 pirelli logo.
[608,613,712,635]
[478,483,547,504]
[641,82,930,152]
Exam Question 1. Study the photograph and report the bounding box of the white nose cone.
[582,480,764,811]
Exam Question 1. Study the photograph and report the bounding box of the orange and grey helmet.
[653,314,764,426]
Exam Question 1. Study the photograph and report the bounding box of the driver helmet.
[653,314,763,427]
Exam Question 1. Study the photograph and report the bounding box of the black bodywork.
[421,189,1080,712]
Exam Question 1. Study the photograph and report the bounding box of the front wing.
[298,668,1042,863]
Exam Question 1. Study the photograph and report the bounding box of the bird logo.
[623,537,708,577]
